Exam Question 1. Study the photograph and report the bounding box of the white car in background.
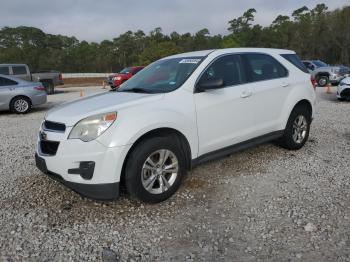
[35,48,316,203]
[337,77,350,101]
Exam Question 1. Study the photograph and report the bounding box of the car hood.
[46,91,164,126]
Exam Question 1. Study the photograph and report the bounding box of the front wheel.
[279,106,311,150]
[317,76,329,87]
[125,136,186,203]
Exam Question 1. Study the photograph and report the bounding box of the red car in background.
[107,66,145,89]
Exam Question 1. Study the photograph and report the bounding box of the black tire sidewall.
[125,136,186,203]
[10,97,31,114]
[47,83,54,95]
[281,106,311,150]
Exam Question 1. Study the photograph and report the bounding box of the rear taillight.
[311,76,317,90]
[34,85,45,91]
[59,74,63,81]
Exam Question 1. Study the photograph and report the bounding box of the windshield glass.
[313,60,328,67]
[118,57,204,93]
[119,67,132,74]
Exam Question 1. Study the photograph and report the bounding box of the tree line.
[0,3,349,73]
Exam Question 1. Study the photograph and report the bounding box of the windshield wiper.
[118,88,153,93]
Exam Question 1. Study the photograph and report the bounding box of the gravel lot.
[0,86,349,261]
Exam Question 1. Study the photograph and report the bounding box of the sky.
[0,0,349,42]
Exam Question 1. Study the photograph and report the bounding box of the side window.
[303,62,314,71]
[0,67,10,75]
[243,54,288,82]
[0,77,17,86]
[199,55,245,87]
[12,66,27,75]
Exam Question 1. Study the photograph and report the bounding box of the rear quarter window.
[0,77,17,86]
[281,54,309,73]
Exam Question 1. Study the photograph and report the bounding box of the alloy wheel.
[292,115,308,144]
[14,99,29,113]
[141,149,179,195]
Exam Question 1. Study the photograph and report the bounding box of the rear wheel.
[279,106,311,150]
[125,136,186,203]
[10,96,31,114]
[42,81,54,94]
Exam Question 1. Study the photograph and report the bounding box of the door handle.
[241,90,252,98]
[282,83,290,88]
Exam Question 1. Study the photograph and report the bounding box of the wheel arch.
[119,127,192,191]
[316,72,330,78]
[283,99,313,129]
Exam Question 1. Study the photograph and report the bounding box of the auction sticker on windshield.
[179,59,201,64]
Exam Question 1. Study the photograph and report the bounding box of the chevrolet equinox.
[35,48,316,203]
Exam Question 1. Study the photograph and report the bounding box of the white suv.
[35,48,316,203]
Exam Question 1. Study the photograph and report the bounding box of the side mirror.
[196,78,224,92]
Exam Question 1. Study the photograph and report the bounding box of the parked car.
[107,66,144,89]
[35,48,316,203]
[0,74,47,114]
[302,60,348,87]
[337,77,350,101]
[0,64,63,94]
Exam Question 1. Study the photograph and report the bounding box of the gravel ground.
[0,86,349,261]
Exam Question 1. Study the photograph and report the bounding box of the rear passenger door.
[241,53,289,136]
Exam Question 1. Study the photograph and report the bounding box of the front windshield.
[118,57,204,93]
[119,67,132,74]
[313,60,328,67]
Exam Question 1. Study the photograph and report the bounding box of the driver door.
[194,54,255,156]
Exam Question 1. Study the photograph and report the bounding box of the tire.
[42,81,54,95]
[10,96,31,114]
[125,136,186,203]
[317,76,329,87]
[279,105,311,150]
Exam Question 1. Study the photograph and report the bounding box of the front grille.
[43,120,66,132]
[40,140,60,156]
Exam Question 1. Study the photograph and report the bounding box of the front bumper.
[35,125,131,200]
[35,153,119,200]
[329,73,346,84]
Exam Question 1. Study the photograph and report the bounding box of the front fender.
[97,106,198,159]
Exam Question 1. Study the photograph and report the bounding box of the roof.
[0,64,28,67]
[164,48,295,60]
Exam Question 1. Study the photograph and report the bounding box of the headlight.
[113,76,122,81]
[68,112,117,142]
